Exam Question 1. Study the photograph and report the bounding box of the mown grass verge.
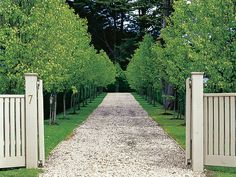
[133,93,236,177]
[0,93,106,177]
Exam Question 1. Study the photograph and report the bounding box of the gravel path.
[40,93,204,177]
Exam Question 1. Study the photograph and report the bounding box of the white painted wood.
[204,95,236,168]
[0,74,44,169]
[204,97,208,160]
[21,98,25,156]
[5,98,10,157]
[38,80,45,166]
[219,97,224,155]
[0,95,24,98]
[191,72,204,172]
[25,73,38,168]
[208,97,213,155]
[10,98,16,157]
[185,78,191,165]
[213,97,219,155]
[225,97,230,156]
[15,98,21,156]
[0,157,25,168]
[205,155,236,167]
[0,98,3,158]
[204,93,236,97]
[230,97,235,156]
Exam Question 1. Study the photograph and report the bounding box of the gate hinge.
[38,160,43,168]
[187,159,192,165]
[189,78,192,89]
[37,81,40,90]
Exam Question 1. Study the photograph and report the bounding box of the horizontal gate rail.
[0,95,25,98]
[204,93,236,97]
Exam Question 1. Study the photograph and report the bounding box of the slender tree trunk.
[70,93,73,108]
[85,87,88,105]
[53,93,57,124]
[77,89,81,110]
[63,91,67,119]
[49,94,53,125]
[153,89,156,107]
[89,85,92,103]
[82,86,85,107]
[73,93,76,114]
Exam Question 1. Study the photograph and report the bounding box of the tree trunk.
[49,94,53,125]
[85,87,88,105]
[63,91,67,119]
[89,85,92,103]
[73,93,76,114]
[77,89,81,110]
[70,93,73,108]
[53,93,57,124]
[82,86,85,107]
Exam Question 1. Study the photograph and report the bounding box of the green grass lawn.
[0,93,106,177]
[133,93,236,177]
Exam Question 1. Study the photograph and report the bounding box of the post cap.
[24,73,38,77]
[191,72,204,75]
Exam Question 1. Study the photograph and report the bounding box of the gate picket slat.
[230,97,235,156]
[219,97,225,155]
[204,97,208,157]
[225,97,230,156]
[5,98,10,157]
[10,98,16,157]
[21,98,25,156]
[213,97,219,155]
[15,98,21,156]
[208,97,213,155]
[0,98,3,158]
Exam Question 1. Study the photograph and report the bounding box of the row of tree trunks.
[138,84,185,120]
[49,86,101,125]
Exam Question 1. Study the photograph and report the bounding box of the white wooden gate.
[186,72,236,172]
[0,73,45,169]
[204,93,236,167]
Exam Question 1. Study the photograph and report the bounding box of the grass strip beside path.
[133,93,236,177]
[0,93,106,177]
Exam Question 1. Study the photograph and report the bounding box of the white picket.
[10,98,16,157]
[5,98,10,157]
[15,98,21,156]
[0,98,3,158]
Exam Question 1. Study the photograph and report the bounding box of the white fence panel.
[0,95,26,168]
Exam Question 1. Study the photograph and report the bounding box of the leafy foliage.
[127,0,235,95]
[0,0,116,94]
[70,0,166,68]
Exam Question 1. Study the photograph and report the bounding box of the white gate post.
[185,78,191,165]
[191,72,204,172]
[38,80,45,166]
[25,73,38,168]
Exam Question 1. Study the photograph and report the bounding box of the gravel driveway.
[40,93,204,177]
